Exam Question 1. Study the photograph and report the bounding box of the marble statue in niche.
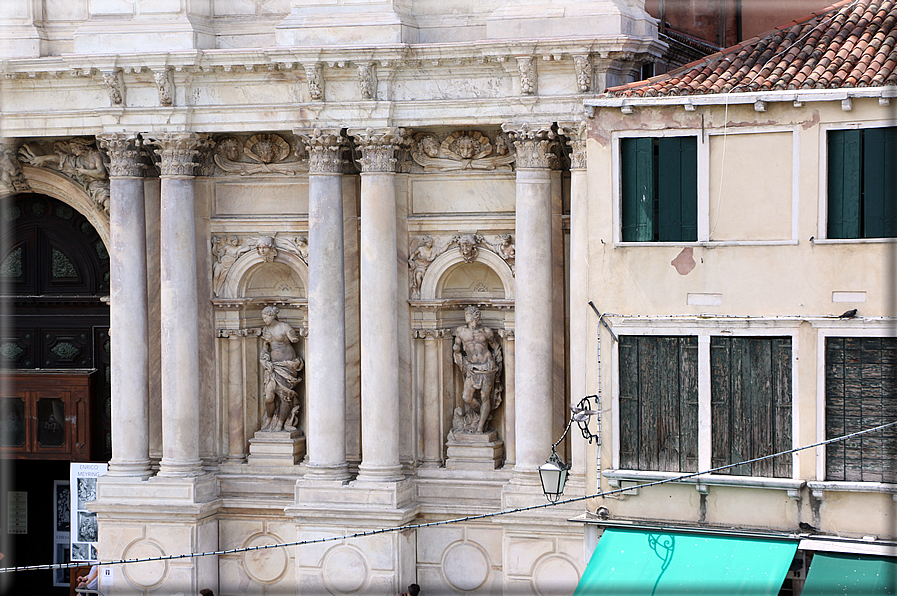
[451,306,503,435]
[408,236,437,299]
[259,306,304,432]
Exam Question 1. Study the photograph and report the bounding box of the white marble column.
[145,132,204,477]
[301,129,350,480]
[503,123,557,474]
[224,330,246,463]
[352,128,407,482]
[560,122,590,481]
[98,133,151,478]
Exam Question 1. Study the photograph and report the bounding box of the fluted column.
[301,128,350,480]
[560,121,590,481]
[352,128,407,482]
[98,133,151,478]
[503,123,557,474]
[145,132,204,477]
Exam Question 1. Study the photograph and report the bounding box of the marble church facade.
[1,1,663,593]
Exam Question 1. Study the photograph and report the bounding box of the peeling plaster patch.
[671,246,696,275]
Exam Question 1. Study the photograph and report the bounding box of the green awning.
[574,528,797,595]
[802,552,897,595]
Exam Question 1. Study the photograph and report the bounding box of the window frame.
[610,319,801,483]
[818,122,897,243]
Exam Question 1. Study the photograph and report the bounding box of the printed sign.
[53,480,71,587]
[70,463,107,562]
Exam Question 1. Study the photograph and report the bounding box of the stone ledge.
[603,469,806,499]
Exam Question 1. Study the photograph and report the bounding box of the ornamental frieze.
[410,130,515,172]
[212,133,308,176]
[212,233,309,297]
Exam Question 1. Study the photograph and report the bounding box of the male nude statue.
[453,306,503,433]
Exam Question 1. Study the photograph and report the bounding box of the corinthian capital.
[98,133,146,178]
[298,128,345,174]
[350,128,409,173]
[144,132,203,177]
[501,123,557,170]
[558,121,588,171]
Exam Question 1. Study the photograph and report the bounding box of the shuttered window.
[827,127,897,239]
[711,337,792,478]
[619,336,699,472]
[621,137,698,242]
[825,337,897,483]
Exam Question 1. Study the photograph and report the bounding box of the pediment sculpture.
[213,133,308,176]
[18,139,110,216]
[410,131,515,172]
[408,233,515,299]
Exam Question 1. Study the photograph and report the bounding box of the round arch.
[0,165,111,249]
[420,247,514,301]
[219,249,309,299]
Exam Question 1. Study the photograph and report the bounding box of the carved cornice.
[0,144,31,193]
[558,121,588,171]
[217,328,253,339]
[98,133,145,178]
[145,132,203,177]
[501,124,557,169]
[351,128,409,173]
[299,128,345,174]
[412,328,450,340]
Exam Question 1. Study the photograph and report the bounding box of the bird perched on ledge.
[838,309,858,319]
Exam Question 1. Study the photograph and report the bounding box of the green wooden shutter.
[657,137,698,241]
[862,127,897,238]
[827,129,862,239]
[711,337,792,478]
[621,138,655,241]
[619,336,640,469]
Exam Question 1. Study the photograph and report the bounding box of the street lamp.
[538,395,600,502]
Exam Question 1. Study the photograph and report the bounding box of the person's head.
[256,236,276,261]
[464,305,481,326]
[200,589,215,596]
[408,584,420,596]
[262,305,280,324]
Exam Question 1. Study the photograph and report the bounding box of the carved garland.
[410,130,514,172]
[211,234,309,297]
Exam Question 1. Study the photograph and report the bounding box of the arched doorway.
[0,193,110,593]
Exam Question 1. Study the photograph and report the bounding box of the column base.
[446,430,504,470]
[247,430,306,466]
[304,463,351,482]
[105,460,153,479]
[355,462,404,483]
[157,458,205,478]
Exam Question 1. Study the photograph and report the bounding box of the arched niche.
[420,247,514,301]
[219,250,308,300]
[2,166,111,249]
[439,261,505,300]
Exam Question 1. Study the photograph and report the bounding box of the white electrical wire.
[3,418,895,575]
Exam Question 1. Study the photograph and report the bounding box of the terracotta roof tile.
[605,0,897,97]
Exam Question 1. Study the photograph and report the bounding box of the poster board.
[69,463,107,562]
[53,480,71,587]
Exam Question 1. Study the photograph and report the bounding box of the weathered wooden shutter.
[862,127,897,238]
[619,336,698,472]
[827,129,862,239]
[657,137,698,242]
[825,337,897,483]
[711,337,792,478]
[621,138,655,241]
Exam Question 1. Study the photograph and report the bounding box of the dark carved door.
[0,193,111,460]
